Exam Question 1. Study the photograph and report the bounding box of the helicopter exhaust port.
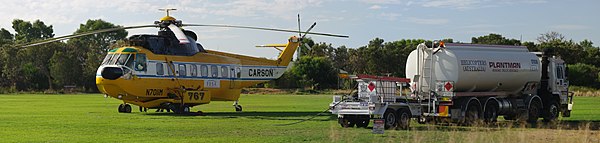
[101,67,124,80]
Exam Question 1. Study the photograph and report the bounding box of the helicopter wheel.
[123,104,132,113]
[139,106,143,112]
[118,104,124,113]
[235,105,243,112]
[182,106,191,113]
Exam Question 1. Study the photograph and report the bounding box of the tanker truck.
[407,42,573,125]
[330,42,573,129]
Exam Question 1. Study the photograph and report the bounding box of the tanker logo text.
[460,60,486,72]
[489,62,520,72]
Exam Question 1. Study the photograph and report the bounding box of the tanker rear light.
[440,97,452,101]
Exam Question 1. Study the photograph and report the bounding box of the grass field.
[0,94,599,142]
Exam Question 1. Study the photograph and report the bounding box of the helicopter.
[22,9,348,114]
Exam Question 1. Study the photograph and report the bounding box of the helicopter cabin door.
[227,65,240,89]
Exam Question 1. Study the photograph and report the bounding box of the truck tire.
[543,101,559,122]
[397,109,411,130]
[383,109,398,129]
[464,102,481,126]
[483,100,499,123]
[527,99,541,123]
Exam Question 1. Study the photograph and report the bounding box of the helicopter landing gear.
[139,106,147,112]
[169,104,191,114]
[233,100,242,112]
[118,104,132,113]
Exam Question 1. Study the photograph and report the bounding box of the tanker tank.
[405,43,541,94]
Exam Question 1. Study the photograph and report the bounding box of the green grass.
[0,94,599,142]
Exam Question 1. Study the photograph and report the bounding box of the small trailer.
[329,74,421,129]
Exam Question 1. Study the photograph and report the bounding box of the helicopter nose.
[101,67,124,80]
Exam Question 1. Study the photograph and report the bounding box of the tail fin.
[275,36,300,66]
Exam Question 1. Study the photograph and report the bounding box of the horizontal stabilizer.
[255,44,287,48]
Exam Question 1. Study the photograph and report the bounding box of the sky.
[0,0,598,59]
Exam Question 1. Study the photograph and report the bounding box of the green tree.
[471,33,521,45]
[537,31,565,43]
[68,19,127,91]
[12,19,54,43]
[331,46,349,71]
[580,40,600,67]
[50,48,81,88]
[0,28,13,45]
[7,19,56,90]
[291,56,337,89]
[567,63,600,88]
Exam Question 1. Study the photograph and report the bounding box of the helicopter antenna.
[297,14,302,60]
[159,8,177,17]
[297,14,301,37]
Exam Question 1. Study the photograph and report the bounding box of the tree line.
[0,19,599,93]
[274,33,600,90]
[0,19,126,93]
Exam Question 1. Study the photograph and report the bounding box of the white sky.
[0,0,598,58]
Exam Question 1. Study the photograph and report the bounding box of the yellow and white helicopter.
[23,9,348,114]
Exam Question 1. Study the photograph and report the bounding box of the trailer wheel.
[527,99,541,123]
[543,101,559,122]
[383,109,398,129]
[397,109,411,130]
[338,117,354,128]
[464,102,481,126]
[356,119,369,128]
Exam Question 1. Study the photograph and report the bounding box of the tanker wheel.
[543,101,559,122]
[464,103,481,126]
[397,109,411,130]
[483,101,499,123]
[527,99,541,123]
[383,109,398,129]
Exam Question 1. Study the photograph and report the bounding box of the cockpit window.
[102,54,115,65]
[134,54,147,71]
[103,54,134,68]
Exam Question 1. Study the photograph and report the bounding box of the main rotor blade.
[20,25,158,47]
[167,24,190,44]
[301,22,317,39]
[182,24,349,38]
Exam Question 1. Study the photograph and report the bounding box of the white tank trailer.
[406,42,573,124]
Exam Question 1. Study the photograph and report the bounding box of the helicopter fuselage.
[96,36,299,109]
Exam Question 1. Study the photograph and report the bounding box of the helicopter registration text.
[204,80,220,88]
[146,89,163,96]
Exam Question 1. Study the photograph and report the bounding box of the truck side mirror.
[565,66,569,78]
